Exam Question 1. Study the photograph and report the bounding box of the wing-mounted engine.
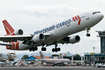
[22,32,52,45]
[69,35,80,44]
[31,33,45,43]
[62,35,80,44]
[14,29,23,35]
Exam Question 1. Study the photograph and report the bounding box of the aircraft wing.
[57,37,68,44]
[57,35,80,44]
[0,35,33,42]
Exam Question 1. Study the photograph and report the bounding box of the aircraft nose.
[100,13,104,20]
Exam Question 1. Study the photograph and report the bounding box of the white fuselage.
[17,11,104,50]
[40,59,70,65]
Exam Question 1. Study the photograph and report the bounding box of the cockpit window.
[93,11,101,15]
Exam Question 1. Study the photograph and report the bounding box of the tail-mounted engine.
[14,29,23,35]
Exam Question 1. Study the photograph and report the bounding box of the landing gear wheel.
[86,33,90,37]
[55,48,57,52]
[41,47,46,51]
[29,47,38,52]
[57,48,60,51]
[52,42,61,52]
[35,47,38,51]
[29,48,32,51]
[52,48,55,52]
[44,48,46,51]
[52,48,61,52]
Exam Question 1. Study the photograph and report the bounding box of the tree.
[21,55,29,59]
[74,54,81,57]
[7,53,16,61]
[52,54,59,57]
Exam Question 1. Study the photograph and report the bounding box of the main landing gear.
[52,42,61,52]
[41,47,46,51]
[41,44,46,51]
[29,43,61,52]
[86,28,90,37]
[29,47,38,52]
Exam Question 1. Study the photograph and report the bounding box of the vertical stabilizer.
[39,51,45,59]
[2,20,15,35]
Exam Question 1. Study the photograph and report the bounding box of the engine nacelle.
[14,29,23,35]
[69,35,80,44]
[31,33,45,43]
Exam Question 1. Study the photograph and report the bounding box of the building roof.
[25,56,37,60]
[85,54,105,57]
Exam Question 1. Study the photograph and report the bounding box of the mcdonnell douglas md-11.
[0,10,104,52]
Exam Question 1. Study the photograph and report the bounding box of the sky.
[0,0,105,58]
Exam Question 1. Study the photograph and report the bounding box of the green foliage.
[52,54,59,57]
[21,55,29,59]
[74,54,81,57]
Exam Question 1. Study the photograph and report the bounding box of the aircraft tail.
[2,20,15,35]
[39,51,45,59]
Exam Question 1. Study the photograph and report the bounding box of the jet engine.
[63,35,80,44]
[31,33,45,43]
[69,35,80,44]
[14,29,23,35]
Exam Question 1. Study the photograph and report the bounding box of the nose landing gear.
[86,28,90,37]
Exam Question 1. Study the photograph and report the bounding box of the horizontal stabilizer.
[0,35,32,42]
[0,42,13,46]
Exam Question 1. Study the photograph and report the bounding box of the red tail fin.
[2,20,15,35]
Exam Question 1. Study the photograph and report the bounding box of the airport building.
[84,30,105,65]
[0,53,7,60]
[84,53,105,65]
[97,30,105,54]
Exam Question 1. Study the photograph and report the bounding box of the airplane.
[39,51,70,66]
[0,10,104,52]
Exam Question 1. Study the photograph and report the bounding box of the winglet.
[39,51,45,59]
[2,20,15,35]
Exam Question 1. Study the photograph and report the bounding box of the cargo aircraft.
[0,10,104,52]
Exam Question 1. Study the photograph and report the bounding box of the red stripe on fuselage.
[16,41,19,50]
[78,19,81,25]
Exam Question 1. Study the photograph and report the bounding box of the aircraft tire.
[55,48,57,52]
[41,47,46,51]
[44,48,46,51]
[29,49,31,51]
[29,48,32,51]
[86,33,90,37]
[57,48,60,51]
[52,48,55,52]
[35,47,38,51]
